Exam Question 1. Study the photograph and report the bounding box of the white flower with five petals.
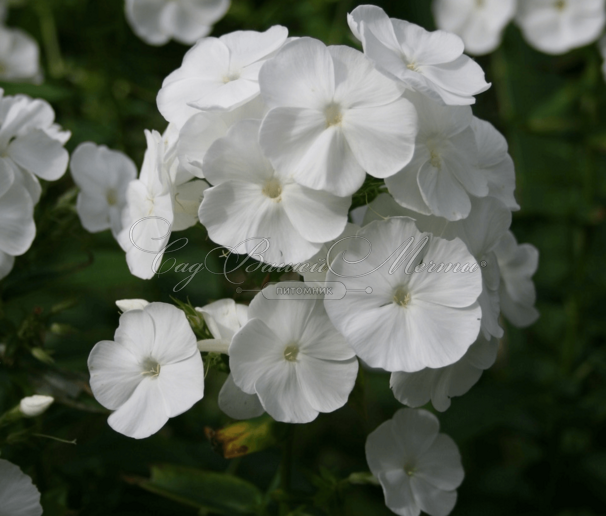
[229,283,359,424]
[258,37,418,197]
[157,26,288,127]
[88,302,204,439]
[432,0,517,56]
[199,119,351,264]
[348,5,490,106]
[366,408,464,516]
[515,0,606,55]
[70,143,137,238]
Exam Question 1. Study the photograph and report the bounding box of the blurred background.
[1,0,606,515]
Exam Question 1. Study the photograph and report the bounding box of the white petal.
[157,352,205,417]
[259,37,334,110]
[0,175,35,256]
[87,340,142,410]
[108,378,169,439]
[255,361,319,423]
[416,434,464,491]
[218,373,264,420]
[410,476,457,516]
[0,459,42,516]
[114,308,156,361]
[392,408,440,459]
[8,129,68,181]
[417,160,471,221]
[116,299,150,312]
[390,369,435,408]
[229,318,284,394]
[296,354,358,413]
[198,298,246,341]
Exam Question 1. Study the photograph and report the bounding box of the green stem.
[36,1,65,79]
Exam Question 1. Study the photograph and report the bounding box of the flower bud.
[19,395,54,417]
[116,299,149,312]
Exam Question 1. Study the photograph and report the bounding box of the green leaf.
[132,464,263,515]
[205,414,287,459]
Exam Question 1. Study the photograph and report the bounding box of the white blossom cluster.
[72,5,542,515]
[0,0,41,83]
[433,0,606,57]
[0,89,70,280]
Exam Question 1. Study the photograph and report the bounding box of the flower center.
[475,0,485,8]
[106,188,118,206]
[325,103,343,127]
[283,344,299,362]
[262,177,283,201]
[141,358,161,378]
[404,464,416,477]
[554,0,566,10]
[393,286,411,308]
[429,149,442,170]
[223,71,241,83]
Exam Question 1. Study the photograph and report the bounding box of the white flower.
[197,299,264,420]
[116,298,150,312]
[0,26,41,83]
[177,96,267,178]
[199,119,351,264]
[363,193,512,341]
[70,143,137,238]
[0,90,70,204]
[366,408,464,516]
[88,302,204,439]
[471,116,519,211]
[324,217,482,373]
[258,37,418,197]
[0,163,36,280]
[348,5,490,106]
[385,91,486,221]
[494,231,539,327]
[19,395,54,417]
[118,127,206,279]
[157,26,288,128]
[229,283,359,423]
[125,0,230,46]
[515,0,606,55]
[391,335,498,412]
[432,0,517,56]
[0,459,42,516]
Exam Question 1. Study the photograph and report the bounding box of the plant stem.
[36,0,65,79]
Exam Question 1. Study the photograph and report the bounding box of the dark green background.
[1,0,605,515]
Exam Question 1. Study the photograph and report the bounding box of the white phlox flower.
[199,119,351,264]
[363,193,512,340]
[390,334,498,412]
[19,395,54,417]
[118,126,206,279]
[88,302,204,439]
[432,0,517,56]
[258,37,418,197]
[0,459,43,516]
[70,143,138,238]
[229,282,359,423]
[125,0,230,46]
[494,230,540,328]
[177,96,268,178]
[515,0,606,55]
[348,5,491,106]
[0,90,70,204]
[0,26,41,83]
[196,299,264,420]
[366,408,464,516]
[324,216,483,373]
[157,25,288,127]
[384,91,487,221]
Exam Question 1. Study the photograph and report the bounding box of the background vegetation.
[1,0,606,515]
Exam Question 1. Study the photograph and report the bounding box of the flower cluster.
[0,90,70,280]
[42,4,539,516]
[433,0,606,57]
